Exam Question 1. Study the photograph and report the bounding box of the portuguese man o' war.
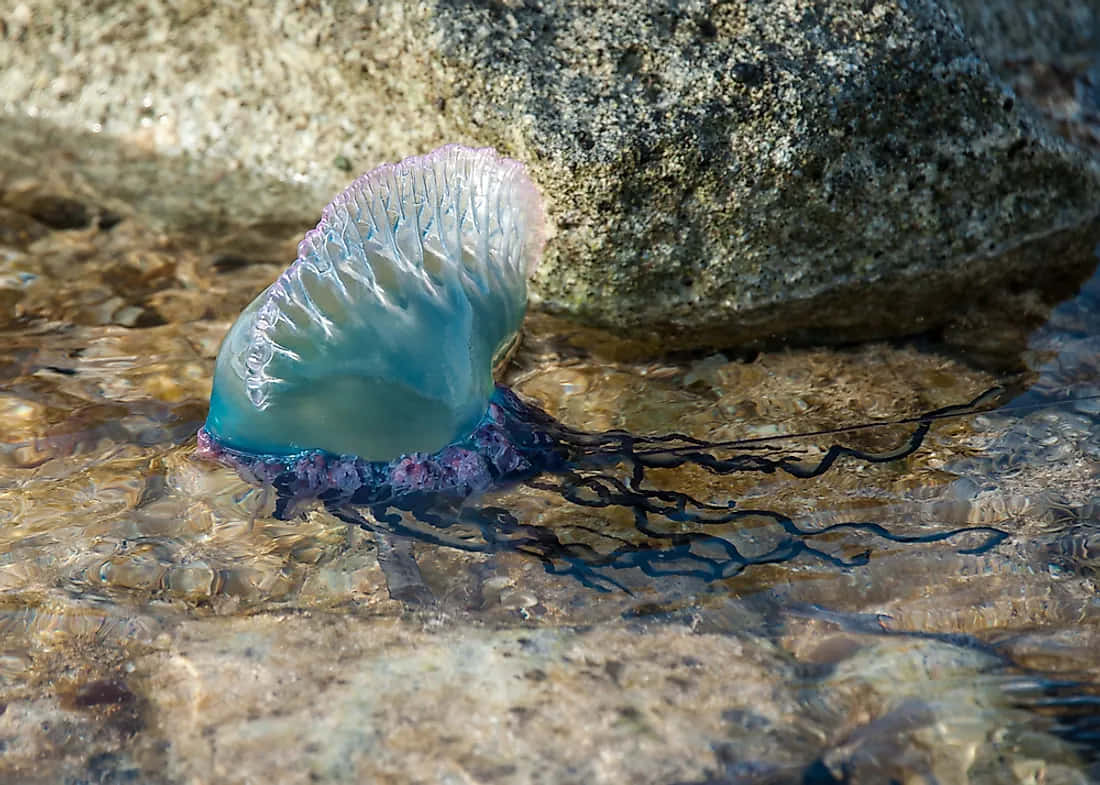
[197,144,1009,595]
[202,144,542,465]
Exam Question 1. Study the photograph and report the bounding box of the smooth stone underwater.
[2,0,1099,349]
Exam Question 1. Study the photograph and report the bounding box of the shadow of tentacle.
[318,386,1011,594]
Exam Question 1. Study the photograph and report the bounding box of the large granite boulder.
[1,0,1098,349]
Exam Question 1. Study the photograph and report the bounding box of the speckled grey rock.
[2,0,1098,348]
[953,0,1099,70]
[434,0,1100,347]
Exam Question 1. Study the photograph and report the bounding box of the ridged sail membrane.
[205,146,545,461]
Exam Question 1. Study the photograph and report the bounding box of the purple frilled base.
[195,385,566,509]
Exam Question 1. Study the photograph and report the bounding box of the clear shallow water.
[1,179,1099,783]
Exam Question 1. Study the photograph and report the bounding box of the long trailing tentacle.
[329,497,633,592]
[508,384,1012,584]
[303,385,1013,592]
[536,385,1005,477]
[329,479,1007,594]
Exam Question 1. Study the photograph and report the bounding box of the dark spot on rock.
[795,661,835,681]
[1002,96,1014,112]
[681,276,694,288]
[88,747,119,774]
[634,142,657,167]
[604,660,624,683]
[435,96,447,112]
[44,365,76,376]
[622,601,673,617]
[577,130,595,151]
[98,211,123,231]
[713,741,738,766]
[28,195,90,230]
[133,307,168,328]
[73,679,134,708]
[616,705,642,720]
[333,155,352,172]
[721,708,769,729]
[1007,138,1027,158]
[802,758,845,784]
[524,668,547,682]
[697,16,717,39]
[617,46,643,76]
[212,254,255,273]
[87,751,120,773]
[730,61,763,86]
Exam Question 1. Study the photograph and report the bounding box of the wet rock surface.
[2,0,1099,348]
